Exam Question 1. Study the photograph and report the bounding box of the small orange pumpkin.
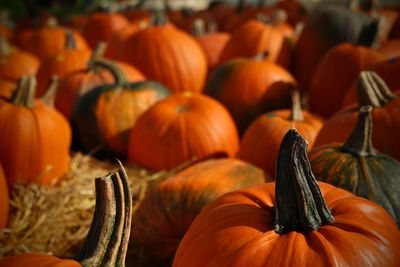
[0,164,8,230]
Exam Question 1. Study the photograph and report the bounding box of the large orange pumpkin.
[0,164,8,230]
[0,163,132,267]
[315,71,400,162]
[239,90,323,177]
[308,43,382,118]
[219,19,290,69]
[132,156,269,266]
[0,36,40,83]
[206,55,296,134]
[128,92,240,171]
[122,12,207,93]
[82,12,130,49]
[173,129,400,267]
[0,76,71,185]
[36,30,92,96]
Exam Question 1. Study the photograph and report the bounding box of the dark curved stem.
[274,129,334,234]
[341,106,376,156]
[74,161,132,267]
[356,71,396,108]
[90,60,127,85]
[41,75,59,107]
[12,76,36,108]
[65,30,77,49]
[290,90,304,121]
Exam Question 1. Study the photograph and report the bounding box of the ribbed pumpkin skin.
[36,49,92,96]
[132,158,269,266]
[128,93,240,171]
[0,79,16,99]
[21,28,89,60]
[0,253,81,267]
[123,24,207,93]
[314,101,400,162]
[0,100,71,185]
[195,32,230,72]
[239,110,323,178]
[82,12,129,49]
[219,20,290,68]
[309,144,400,225]
[342,57,400,107]
[206,59,296,134]
[309,43,382,118]
[173,182,400,267]
[72,81,170,155]
[0,164,8,230]
[0,50,40,83]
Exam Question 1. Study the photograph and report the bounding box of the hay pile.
[0,153,175,259]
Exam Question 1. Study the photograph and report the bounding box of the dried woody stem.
[12,76,37,108]
[274,129,334,234]
[74,160,132,267]
[290,90,304,121]
[41,75,59,107]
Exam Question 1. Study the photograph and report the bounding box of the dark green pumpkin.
[130,156,270,267]
[71,60,170,156]
[309,106,400,226]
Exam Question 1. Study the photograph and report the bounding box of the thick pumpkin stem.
[41,75,59,107]
[12,76,36,108]
[356,71,397,108]
[0,35,11,56]
[290,90,304,121]
[253,50,269,61]
[256,10,287,28]
[341,106,376,156]
[151,9,168,26]
[89,42,107,65]
[90,60,127,85]
[274,129,334,234]
[65,30,77,49]
[192,19,206,37]
[75,161,132,267]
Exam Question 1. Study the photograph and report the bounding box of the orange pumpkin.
[239,90,323,177]
[132,156,269,266]
[206,54,296,134]
[0,79,16,99]
[0,76,71,185]
[0,164,8,230]
[309,43,382,118]
[0,254,80,267]
[122,12,207,93]
[36,30,92,96]
[82,12,130,49]
[315,71,400,162]
[128,92,240,171]
[219,19,290,69]
[377,39,400,60]
[20,22,88,61]
[0,36,40,83]
[173,129,400,267]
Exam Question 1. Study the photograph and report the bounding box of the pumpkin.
[122,11,207,93]
[192,19,231,73]
[128,92,240,171]
[309,105,400,225]
[0,76,71,185]
[0,36,40,83]
[0,24,12,40]
[315,71,400,161]
[20,21,89,61]
[132,155,269,266]
[377,39,400,60]
[342,56,400,107]
[82,12,130,49]
[239,90,323,177]
[389,14,400,39]
[55,43,145,118]
[71,60,169,156]
[173,128,400,267]
[219,19,291,69]
[206,54,296,134]
[0,79,16,99]
[105,20,148,60]
[0,163,132,267]
[308,43,382,118]
[36,30,92,96]
[295,5,380,91]
[0,164,8,230]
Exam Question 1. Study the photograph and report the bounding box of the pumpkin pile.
[0,0,399,266]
